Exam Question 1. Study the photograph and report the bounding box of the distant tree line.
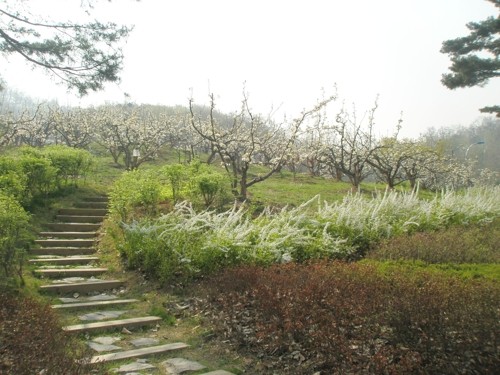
[1,87,498,200]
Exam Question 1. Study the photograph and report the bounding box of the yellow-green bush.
[0,192,30,283]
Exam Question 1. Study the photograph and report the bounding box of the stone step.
[83,196,109,203]
[35,268,108,278]
[52,299,139,310]
[58,208,108,216]
[74,201,108,209]
[56,215,105,223]
[39,231,97,239]
[29,256,99,265]
[35,239,95,247]
[40,279,124,294]
[59,294,118,303]
[63,316,162,334]
[44,223,101,232]
[90,342,189,364]
[31,247,95,256]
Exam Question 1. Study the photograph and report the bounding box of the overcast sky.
[1,0,499,139]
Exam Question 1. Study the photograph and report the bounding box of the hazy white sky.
[1,0,499,138]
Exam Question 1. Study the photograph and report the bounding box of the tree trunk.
[239,169,248,201]
[335,167,343,182]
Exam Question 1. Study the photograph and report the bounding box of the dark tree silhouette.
[441,0,499,116]
[0,2,132,95]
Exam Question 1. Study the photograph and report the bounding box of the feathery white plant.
[119,187,500,280]
[435,186,500,224]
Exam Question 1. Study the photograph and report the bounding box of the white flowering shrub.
[117,186,500,282]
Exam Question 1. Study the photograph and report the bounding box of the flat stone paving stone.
[162,358,206,374]
[113,361,155,373]
[53,277,86,284]
[42,280,125,295]
[79,310,128,321]
[87,341,122,352]
[88,294,120,301]
[59,294,119,303]
[53,299,138,310]
[39,265,99,269]
[60,297,81,303]
[92,336,121,345]
[130,337,160,347]
[90,342,189,363]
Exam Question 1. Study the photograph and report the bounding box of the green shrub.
[1,146,94,205]
[17,148,57,199]
[0,192,30,283]
[188,166,230,208]
[162,163,188,203]
[163,161,231,208]
[109,169,164,221]
[109,162,231,223]
[0,157,29,205]
[42,145,94,187]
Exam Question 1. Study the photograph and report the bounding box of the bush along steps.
[32,196,235,373]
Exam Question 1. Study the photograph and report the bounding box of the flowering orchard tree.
[297,124,327,177]
[95,104,174,169]
[189,92,336,200]
[367,134,429,190]
[0,104,43,147]
[319,100,381,189]
[400,144,442,189]
[0,111,20,147]
[161,106,207,163]
[16,105,56,147]
[368,136,465,190]
[50,106,97,148]
[421,155,474,190]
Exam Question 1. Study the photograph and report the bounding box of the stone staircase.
[32,196,235,374]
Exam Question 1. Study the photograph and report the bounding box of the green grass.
[366,217,500,281]
[246,170,435,208]
[148,304,177,325]
[364,260,500,282]
[248,173,352,206]
[367,218,500,264]
[85,155,126,190]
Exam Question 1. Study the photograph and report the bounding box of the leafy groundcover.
[194,261,499,374]
[0,290,95,375]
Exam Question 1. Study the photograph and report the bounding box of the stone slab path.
[32,195,236,374]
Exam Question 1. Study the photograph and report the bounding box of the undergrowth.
[0,289,98,375]
[198,262,500,374]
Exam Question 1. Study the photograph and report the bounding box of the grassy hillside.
[2,152,498,374]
